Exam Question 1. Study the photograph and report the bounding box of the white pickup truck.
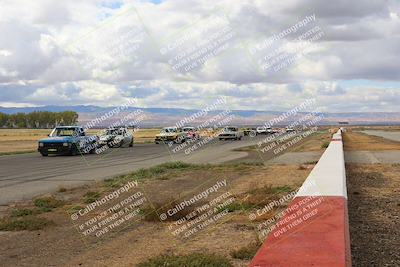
[218,126,244,140]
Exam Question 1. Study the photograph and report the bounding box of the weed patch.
[34,196,64,212]
[230,241,261,260]
[321,141,329,149]
[83,191,101,204]
[0,216,54,231]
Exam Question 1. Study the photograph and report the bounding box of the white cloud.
[0,0,399,112]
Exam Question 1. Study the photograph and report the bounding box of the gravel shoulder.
[346,164,400,267]
[344,130,400,266]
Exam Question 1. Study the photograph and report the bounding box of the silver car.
[98,126,133,148]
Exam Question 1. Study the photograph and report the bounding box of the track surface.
[361,130,400,142]
[0,136,272,205]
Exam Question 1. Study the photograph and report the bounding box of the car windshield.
[225,127,237,132]
[161,128,177,133]
[183,128,194,132]
[50,128,76,137]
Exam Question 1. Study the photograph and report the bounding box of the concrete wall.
[250,129,351,267]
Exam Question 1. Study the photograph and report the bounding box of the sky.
[0,0,400,112]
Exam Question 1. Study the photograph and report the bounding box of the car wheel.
[70,148,77,156]
[129,139,133,147]
[69,144,78,156]
[89,143,96,154]
[40,152,48,157]
[115,140,124,147]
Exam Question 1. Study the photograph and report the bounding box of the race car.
[38,126,98,156]
[182,126,200,140]
[98,126,134,148]
[243,127,257,136]
[285,127,296,133]
[256,126,276,135]
[155,127,186,144]
[218,126,244,140]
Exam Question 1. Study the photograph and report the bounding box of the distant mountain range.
[1,105,399,126]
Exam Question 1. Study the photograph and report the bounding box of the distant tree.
[0,112,8,127]
[9,113,27,128]
[62,111,78,125]
[1,111,79,128]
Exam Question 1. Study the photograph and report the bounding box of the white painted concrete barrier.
[250,129,351,267]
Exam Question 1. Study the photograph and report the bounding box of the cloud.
[0,0,399,112]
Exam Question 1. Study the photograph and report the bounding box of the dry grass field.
[0,129,50,154]
[0,161,312,267]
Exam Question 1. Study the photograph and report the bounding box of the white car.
[256,126,276,135]
[285,127,296,133]
[155,127,186,144]
[99,126,133,148]
[218,126,244,140]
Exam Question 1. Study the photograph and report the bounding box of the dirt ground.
[0,162,311,267]
[344,129,400,266]
[346,164,400,267]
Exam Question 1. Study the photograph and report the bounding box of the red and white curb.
[250,129,351,267]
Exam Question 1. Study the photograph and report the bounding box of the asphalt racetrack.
[361,130,400,142]
[0,135,273,205]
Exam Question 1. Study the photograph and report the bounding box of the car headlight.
[63,142,69,147]
[39,142,44,147]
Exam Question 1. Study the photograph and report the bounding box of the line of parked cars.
[38,125,297,156]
